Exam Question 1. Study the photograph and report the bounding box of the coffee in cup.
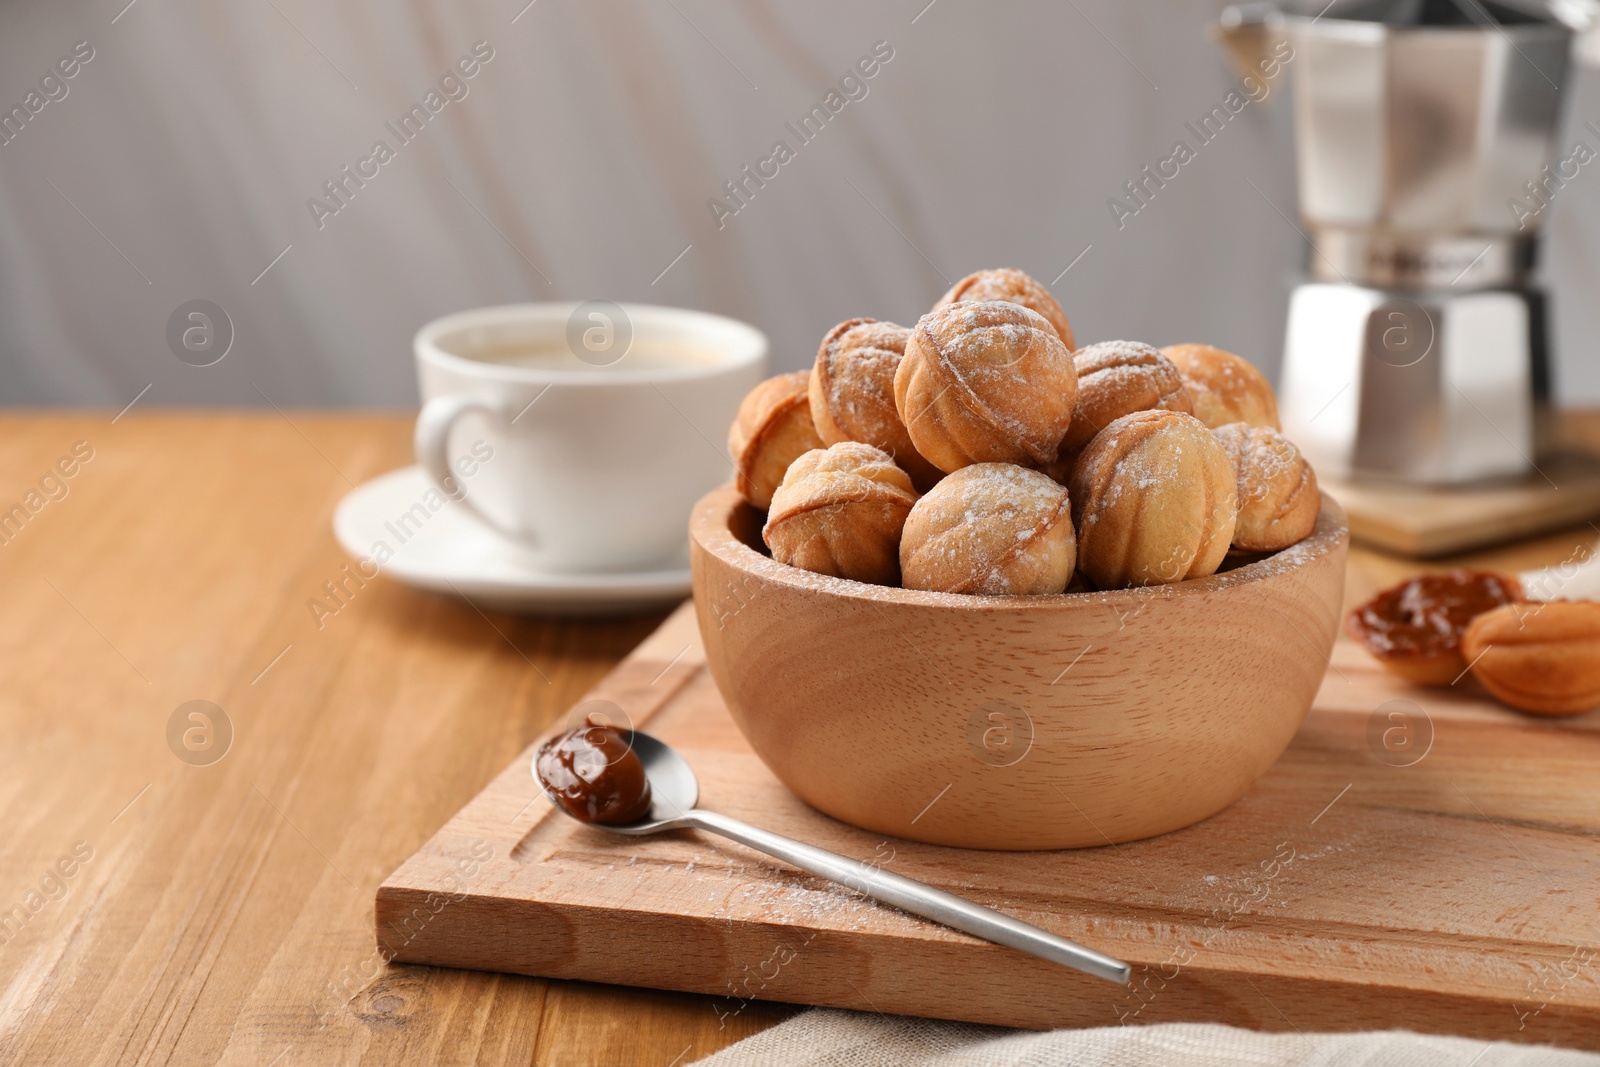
[413,301,767,573]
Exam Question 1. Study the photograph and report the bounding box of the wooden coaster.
[1327,457,1600,558]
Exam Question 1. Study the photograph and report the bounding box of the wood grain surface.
[0,414,788,1067]
[686,484,1348,849]
[6,411,1600,1065]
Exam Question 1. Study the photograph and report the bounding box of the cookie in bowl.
[900,463,1076,595]
[763,442,918,586]
[896,301,1077,474]
[728,371,824,509]
[1162,343,1280,430]
[808,318,942,490]
[933,267,1075,348]
[1048,340,1193,479]
[1069,409,1238,589]
[1212,422,1319,553]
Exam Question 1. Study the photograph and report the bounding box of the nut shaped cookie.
[1162,344,1280,430]
[896,301,1078,474]
[728,371,824,509]
[1057,340,1193,457]
[763,442,918,586]
[808,318,942,490]
[1212,422,1319,552]
[934,267,1075,348]
[1463,601,1600,716]
[900,463,1076,595]
[1070,410,1238,588]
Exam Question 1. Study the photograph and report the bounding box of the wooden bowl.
[689,484,1349,850]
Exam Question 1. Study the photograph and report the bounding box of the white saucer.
[332,466,692,616]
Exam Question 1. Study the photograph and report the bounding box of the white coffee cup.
[414,302,767,573]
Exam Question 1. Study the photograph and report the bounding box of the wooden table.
[2,412,1596,1066]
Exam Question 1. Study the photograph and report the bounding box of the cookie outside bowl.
[689,483,1348,850]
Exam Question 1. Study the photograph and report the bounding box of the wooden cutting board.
[1326,459,1600,558]
[377,601,1600,1050]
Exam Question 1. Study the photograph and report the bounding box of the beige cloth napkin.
[693,1010,1600,1066]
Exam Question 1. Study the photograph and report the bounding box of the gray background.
[2,0,1599,408]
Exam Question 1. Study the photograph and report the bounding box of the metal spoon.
[537,728,1131,985]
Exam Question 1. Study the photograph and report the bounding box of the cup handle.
[414,392,516,539]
